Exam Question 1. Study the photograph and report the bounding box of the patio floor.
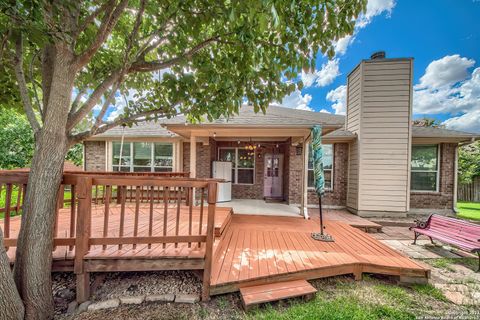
[210,214,429,295]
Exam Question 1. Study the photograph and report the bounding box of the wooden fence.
[458,176,480,202]
[0,170,218,302]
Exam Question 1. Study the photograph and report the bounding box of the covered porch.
[168,124,342,218]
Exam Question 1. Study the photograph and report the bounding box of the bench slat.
[412,214,480,253]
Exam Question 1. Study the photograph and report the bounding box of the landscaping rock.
[66,301,78,314]
[57,288,76,300]
[120,295,145,305]
[175,294,200,304]
[145,294,175,302]
[444,291,466,305]
[87,298,120,311]
[77,301,92,313]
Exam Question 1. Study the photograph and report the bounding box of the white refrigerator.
[212,161,232,202]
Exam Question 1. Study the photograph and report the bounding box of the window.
[411,145,439,192]
[218,148,255,184]
[112,141,173,172]
[308,144,333,190]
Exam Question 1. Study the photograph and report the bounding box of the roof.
[94,121,178,138]
[165,105,345,127]
[412,126,478,139]
[87,107,479,143]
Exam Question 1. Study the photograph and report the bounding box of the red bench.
[410,214,480,271]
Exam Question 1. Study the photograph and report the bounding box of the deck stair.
[240,280,317,310]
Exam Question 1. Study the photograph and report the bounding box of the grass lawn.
[68,276,476,320]
[457,201,480,221]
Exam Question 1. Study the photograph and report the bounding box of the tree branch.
[70,87,87,115]
[74,0,128,70]
[66,70,122,131]
[68,108,177,144]
[128,35,222,73]
[75,2,112,38]
[12,32,41,133]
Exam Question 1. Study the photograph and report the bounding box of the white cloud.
[319,109,331,114]
[416,55,475,89]
[442,109,480,133]
[274,89,313,111]
[334,35,354,56]
[301,59,340,88]
[326,85,347,115]
[333,0,395,56]
[413,56,479,115]
[357,0,396,28]
[412,55,480,134]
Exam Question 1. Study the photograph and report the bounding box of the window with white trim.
[308,144,333,189]
[112,141,173,172]
[411,145,439,192]
[218,147,255,184]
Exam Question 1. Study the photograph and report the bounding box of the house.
[83,53,479,218]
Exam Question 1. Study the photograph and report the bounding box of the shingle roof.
[94,121,177,138]
[90,108,479,141]
[412,126,478,139]
[165,105,345,127]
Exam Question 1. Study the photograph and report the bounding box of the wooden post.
[190,135,197,204]
[74,177,92,303]
[300,139,310,219]
[202,182,217,301]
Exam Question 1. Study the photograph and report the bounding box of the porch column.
[300,138,310,219]
[190,135,197,178]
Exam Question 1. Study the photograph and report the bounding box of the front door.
[264,153,284,199]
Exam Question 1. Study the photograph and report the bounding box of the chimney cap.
[370,51,386,60]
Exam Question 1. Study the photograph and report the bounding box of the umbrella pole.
[319,195,324,235]
[311,193,334,242]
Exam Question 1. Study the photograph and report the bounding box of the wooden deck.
[1,170,429,302]
[2,204,232,264]
[210,215,429,295]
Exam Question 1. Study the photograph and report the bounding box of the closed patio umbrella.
[311,125,334,242]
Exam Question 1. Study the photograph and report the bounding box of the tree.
[0,108,35,169]
[0,108,83,169]
[0,1,364,318]
[458,141,480,185]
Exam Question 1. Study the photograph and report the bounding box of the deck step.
[240,280,317,310]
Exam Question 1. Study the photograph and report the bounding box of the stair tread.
[240,280,317,307]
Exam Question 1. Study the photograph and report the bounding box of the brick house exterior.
[410,143,456,210]
[82,56,478,217]
[84,141,106,171]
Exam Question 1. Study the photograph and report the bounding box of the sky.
[278,0,480,133]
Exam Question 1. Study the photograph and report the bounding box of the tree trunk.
[0,229,24,320]
[13,44,74,320]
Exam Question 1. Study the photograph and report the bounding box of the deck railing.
[0,170,217,301]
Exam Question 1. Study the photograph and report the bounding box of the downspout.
[453,144,459,214]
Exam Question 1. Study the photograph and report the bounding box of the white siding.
[347,140,359,209]
[358,59,412,213]
[345,58,413,215]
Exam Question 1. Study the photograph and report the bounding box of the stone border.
[66,293,200,315]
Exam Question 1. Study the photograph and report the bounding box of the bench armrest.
[412,218,428,229]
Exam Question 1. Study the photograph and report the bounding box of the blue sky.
[279,0,480,133]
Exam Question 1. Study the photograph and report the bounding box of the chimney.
[370,51,386,60]
[345,55,413,216]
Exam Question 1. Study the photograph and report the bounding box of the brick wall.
[288,143,348,207]
[182,140,215,178]
[84,141,106,171]
[410,143,456,210]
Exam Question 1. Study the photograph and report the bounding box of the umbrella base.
[311,232,334,242]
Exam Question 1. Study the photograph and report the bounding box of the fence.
[458,176,480,202]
